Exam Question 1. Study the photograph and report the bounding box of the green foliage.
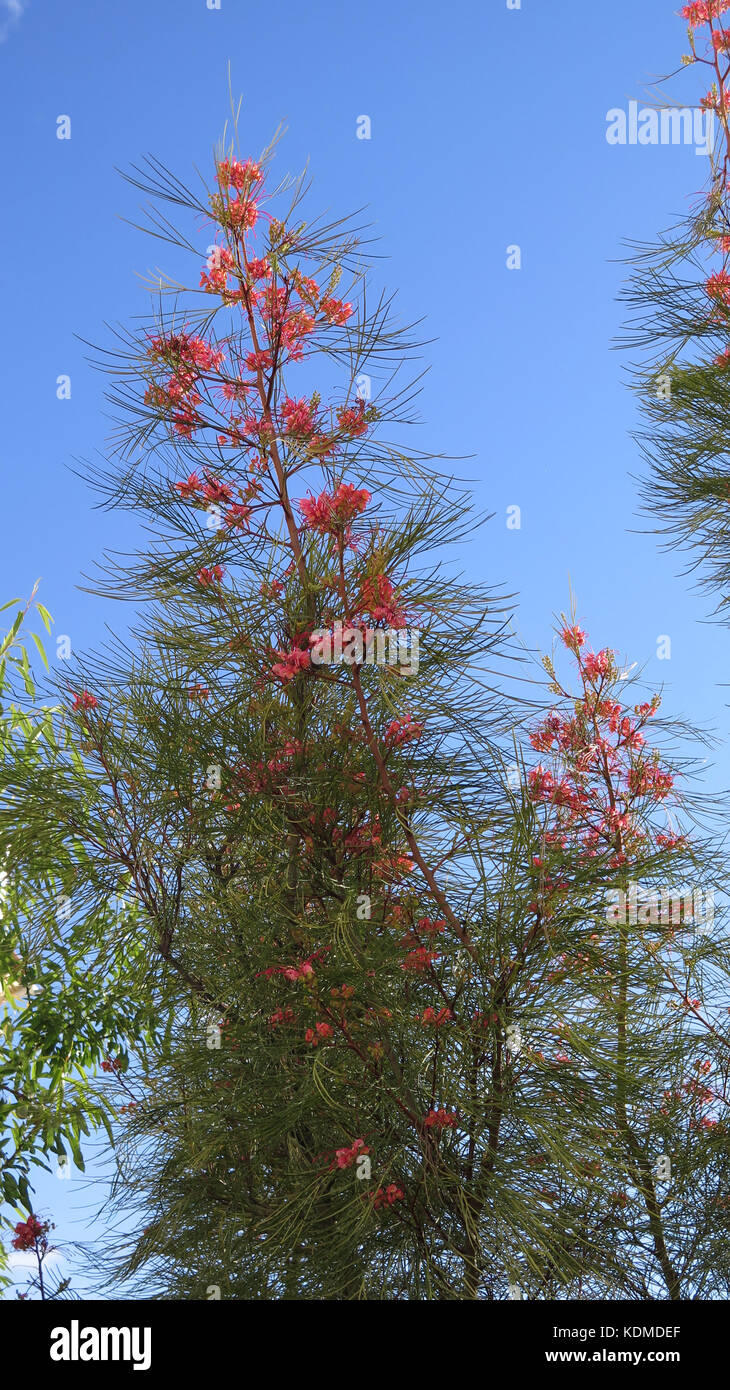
[0,589,160,1250]
[5,124,730,1301]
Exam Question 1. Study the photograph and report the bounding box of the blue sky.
[1,0,727,1295]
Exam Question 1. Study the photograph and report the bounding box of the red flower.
[305,1022,333,1046]
[385,713,423,747]
[71,690,98,712]
[199,247,235,295]
[217,157,262,190]
[582,649,613,682]
[424,1108,457,1130]
[560,624,586,652]
[683,1,730,25]
[11,1215,47,1251]
[419,1007,452,1026]
[228,198,259,230]
[196,565,225,587]
[627,764,673,800]
[247,256,272,282]
[148,331,223,373]
[223,503,252,532]
[528,766,554,801]
[321,297,354,326]
[358,574,407,627]
[269,1007,296,1028]
[707,270,730,303]
[334,1138,369,1169]
[280,396,317,438]
[282,309,316,357]
[401,947,439,973]
[656,831,686,849]
[245,349,273,374]
[336,401,368,437]
[373,1184,404,1209]
[414,916,445,937]
[175,472,204,499]
[283,960,314,982]
[681,2,709,22]
[260,579,283,599]
[705,80,730,115]
[271,646,312,684]
[299,483,371,535]
[202,473,233,506]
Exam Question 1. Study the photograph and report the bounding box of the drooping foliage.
[623,1,730,616]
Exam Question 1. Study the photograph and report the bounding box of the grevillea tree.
[4,124,729,1300]
[521,629,729,1300]
[623,0,730,614]
[98,606,728,1301]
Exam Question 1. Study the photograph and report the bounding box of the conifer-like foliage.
[623,2,730,615]
[3,118,730,1300]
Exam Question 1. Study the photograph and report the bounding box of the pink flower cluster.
[706,269,730,302]
[373,1184,404,1209]
[12,1215,48,1251]
[334,1138,369,1169]
[146,331,224,437]
[299,483,371,536]
[197,565,225,588]
[174,470,252,531]
[305,1021,333,1046]
[270,644,312,684]
[71,690,98,712]
[385,713,423,747]
[681,1,730,26]
[424,1108,457,1130]
[217,158,263,190]
[524,627,677,872]
[358,574,408,628]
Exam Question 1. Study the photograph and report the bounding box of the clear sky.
[1,0,727,1296]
